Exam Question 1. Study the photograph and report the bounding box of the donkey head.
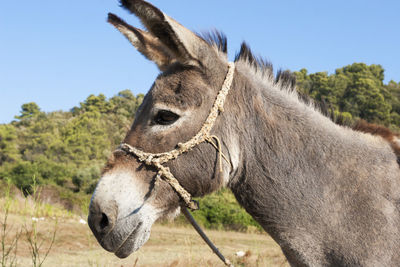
[88,0,234,258]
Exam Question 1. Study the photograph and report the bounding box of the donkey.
[88,1,400,266]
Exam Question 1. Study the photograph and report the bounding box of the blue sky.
[1,0,399,124]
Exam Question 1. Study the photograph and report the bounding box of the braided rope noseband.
[118,62,235,210]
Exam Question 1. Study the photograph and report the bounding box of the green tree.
[385,80,400,127]
[15,102,41,120]
[295,63,395,126]
[0,125,19,165]
[294,68,312,96]
[339,63,391,123]
[73,94,111,114]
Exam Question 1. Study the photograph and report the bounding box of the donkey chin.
[88,168,161,258]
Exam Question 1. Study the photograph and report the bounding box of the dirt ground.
[1,211,288,267]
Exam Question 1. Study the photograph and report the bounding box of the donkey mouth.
[113,222,151,258]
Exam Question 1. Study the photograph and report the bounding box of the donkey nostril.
[100,212,109,230]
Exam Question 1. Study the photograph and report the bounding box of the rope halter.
[118,62,235,210]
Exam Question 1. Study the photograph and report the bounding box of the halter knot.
[145,155,154,165]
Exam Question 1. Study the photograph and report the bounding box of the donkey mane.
[199,31,296,91]
[201,31,333,131]
[198,31,228,54]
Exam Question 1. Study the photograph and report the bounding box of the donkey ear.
[108,13,176,71]
[119,0,209,65]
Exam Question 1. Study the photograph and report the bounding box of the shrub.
[190,189,262,232]
[7,162,42,195]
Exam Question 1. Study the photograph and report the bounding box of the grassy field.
[1,195,288,267]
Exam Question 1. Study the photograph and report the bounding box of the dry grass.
[1,198,288,267]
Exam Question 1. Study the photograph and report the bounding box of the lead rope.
[181,206,234,267]
[118,62,235,266]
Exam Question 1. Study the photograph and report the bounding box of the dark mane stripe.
[199,30,228,53]
[200,32,296,91]
[275,69,296,90]
[235,42,274,78]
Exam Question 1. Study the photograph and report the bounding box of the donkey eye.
[153,110,180,125]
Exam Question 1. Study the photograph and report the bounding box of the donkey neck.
[229,61,348,183]
[226,62,394,249]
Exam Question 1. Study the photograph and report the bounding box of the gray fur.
[88,1,400,265]
[226,61,400,266]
